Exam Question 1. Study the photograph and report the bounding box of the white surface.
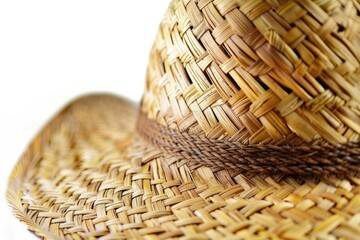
[0,1,167,239]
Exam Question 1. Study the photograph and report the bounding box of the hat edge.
[6,94,137,239]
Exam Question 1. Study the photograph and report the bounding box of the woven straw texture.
[7,0,360,239]
[7,95,360,239]
[141,0,360,146]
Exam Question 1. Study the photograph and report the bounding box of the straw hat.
[7,0,360,239]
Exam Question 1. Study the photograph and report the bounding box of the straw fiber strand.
[141,0,360,146]
[7,95,360,239]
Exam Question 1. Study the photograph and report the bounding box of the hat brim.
[7,94,360,239]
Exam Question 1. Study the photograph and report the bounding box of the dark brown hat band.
[137,113,360,176]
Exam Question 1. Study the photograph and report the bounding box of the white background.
[0,1,167,239]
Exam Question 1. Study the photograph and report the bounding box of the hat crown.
[141,0,360,146]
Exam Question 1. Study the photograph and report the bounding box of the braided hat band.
[137,112,360,176]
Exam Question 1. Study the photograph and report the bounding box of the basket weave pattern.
[141,0,360,146]
[6,0,360,239]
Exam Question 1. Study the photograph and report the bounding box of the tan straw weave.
[7,0,360,239]
[142,0,360,146]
